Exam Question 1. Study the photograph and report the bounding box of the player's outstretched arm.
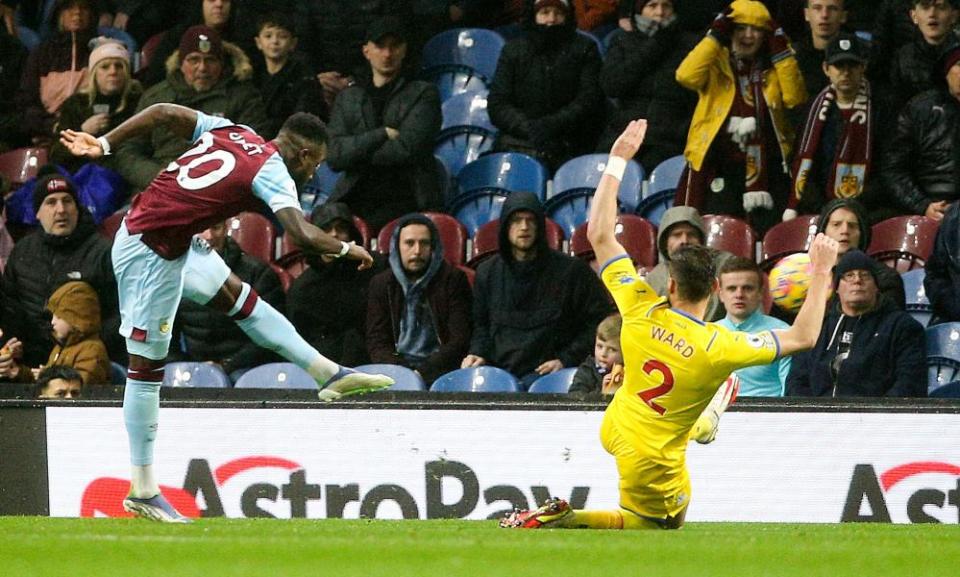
[275,207,374,270]
[59,103,199,158]
[587,119,647,267]
[775,234,839,356]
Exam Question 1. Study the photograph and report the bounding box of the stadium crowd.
[1,0,959,398]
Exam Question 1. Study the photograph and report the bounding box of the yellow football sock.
[619,509,665,530]
[568,509,624,529]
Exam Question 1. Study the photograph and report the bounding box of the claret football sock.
[230,283,338,382]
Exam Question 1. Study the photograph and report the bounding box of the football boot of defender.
[317,367,394,401]
[500,497,573,529]
[123,494,192,523]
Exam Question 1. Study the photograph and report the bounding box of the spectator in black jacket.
[0,167,121,366]
[792,0,847,104]
[598,0,697,172]
[166,219,284,378]
[0,23,27,151]
[488,0,604,170]
[870,0,918,86]
[286,203,385,367]
[295,0,411,111]
[366,213,472,385]
[786,250,926,397]
[923,202,960,322]
[461,191,612,388]
[325,16,442,231]
[887,0,959,111]
[881,42,960,221]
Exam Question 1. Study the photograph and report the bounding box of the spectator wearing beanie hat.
[786,250,926,397]
[0,166,122,367]
[50,38,143,171]
[487,0,604,170]
[0,281,110,386]
[881,41,960,222]
[114,23,267,193]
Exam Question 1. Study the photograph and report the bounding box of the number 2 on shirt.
[638,359,674,415]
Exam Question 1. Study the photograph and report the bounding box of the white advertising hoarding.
[46,408,960,523]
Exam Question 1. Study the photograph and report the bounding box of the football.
[768,252,813,313]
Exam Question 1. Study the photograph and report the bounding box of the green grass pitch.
[3,518,958,577]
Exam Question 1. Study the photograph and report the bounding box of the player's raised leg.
[691,374,741,444]
[113,223,191,523]
[181,240,393,400]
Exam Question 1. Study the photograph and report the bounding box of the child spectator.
[570,313,624,397]
[0,281,110,386]
[34,365,84,399]
[251,12,324,137]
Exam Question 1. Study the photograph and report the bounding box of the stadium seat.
[633,188,674,227]
[455,152,548,200]
[434,130,497,177]
[901,269,933,328]
[0,146,48,187]
[354,364,426,391]
[449,191,508,237]
[703,215,757,261]
[759,215,819,271]
[302,162,343,210]
[441,90,495,135]
[110,361,127,385]
[430,366,521,392]
[377,212,468,267]
[16,26,41,51]
[137,31,166,77]
[647,155,686,196]
[97,207,129,241]
[552,153,644,212]
[576,29,605,57]
[163,362,231,388]
[226,211,276,264]
[925,323,960,397]
[527,368,577,393]
[233,362,317,389]
[569,214,657,269]
[867,216,939,273]
[544,192,591,239]
[468,217,564,267]
[602,27,624,51]
[421,28,505,87]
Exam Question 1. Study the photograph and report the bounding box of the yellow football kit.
[599,255,781,519]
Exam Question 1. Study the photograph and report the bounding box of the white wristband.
[604,156,627,181]
[335,241,353,258]
[96,136,112,156]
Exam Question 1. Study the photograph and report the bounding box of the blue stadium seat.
[648,155,686,196]
[544,190,592,239]
[441,90,495,134]
[430,367,521,392]
[902,269,932,328]
[302,162,343,211]
[634,188,675,227]
[576,29,605,57]
[233,363,317,389]
[434,130,496,177]
[551,153,644,212]
[528,368,577,394]
[163,362,231,388]
[355,364,426,391]
[110,362,127,385]
[450,191,508,237]
[455,152,548,199]
[421,28,505,84]
[925,323,960,397]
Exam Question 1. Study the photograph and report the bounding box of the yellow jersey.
[601,255,780,467]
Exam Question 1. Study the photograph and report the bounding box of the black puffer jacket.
[870,0,921,86]
[786,296,926,398]
[880,88,960,216]
[598,9,697,172]
[888,37,950,111]
[295,0,411,76]
[168,237,284,374]
[0,211,120,366]
[488,1,603,168]
[469,192,612,376]
[923,202,960,322]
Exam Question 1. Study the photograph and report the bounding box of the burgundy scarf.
[733,58,771,195]
[790,81,872,208]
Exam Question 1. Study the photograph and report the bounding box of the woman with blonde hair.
[51,37,142,170]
